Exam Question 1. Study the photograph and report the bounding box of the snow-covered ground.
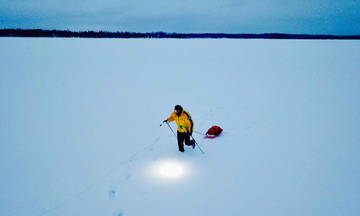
[1,38,360,216]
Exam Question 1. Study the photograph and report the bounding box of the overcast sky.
[0,0,359,34]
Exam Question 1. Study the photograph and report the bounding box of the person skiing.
[163,105,195,152]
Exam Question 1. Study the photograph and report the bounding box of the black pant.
[177,131,191,152]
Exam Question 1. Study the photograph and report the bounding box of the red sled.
[205,125,223,139]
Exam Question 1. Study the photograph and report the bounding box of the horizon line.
[1,28,360,39]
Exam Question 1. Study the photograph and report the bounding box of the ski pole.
[191,135,205,154]
[166,122,177,138]
[160,121,177,138]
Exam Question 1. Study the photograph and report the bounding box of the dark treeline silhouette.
[1,29,359,39]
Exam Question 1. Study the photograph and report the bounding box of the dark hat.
[174,105,183,111]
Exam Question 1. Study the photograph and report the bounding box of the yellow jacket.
[168,110,194,133]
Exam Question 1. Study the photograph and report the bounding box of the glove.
[163,119,168,123]
[188,130,192,136]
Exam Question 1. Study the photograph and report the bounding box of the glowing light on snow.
[158,161,184,178]
[149,159,188,180]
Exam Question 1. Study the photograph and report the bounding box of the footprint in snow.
[113,210,124,216]
[108,187,117,199]
[153,137,160,143]
[127,154,137,163]
[124,173,132,181]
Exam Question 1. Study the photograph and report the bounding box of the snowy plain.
[1,38,360,216]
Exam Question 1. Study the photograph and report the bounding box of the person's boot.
[178,142,185,152]
[190,139,196,149]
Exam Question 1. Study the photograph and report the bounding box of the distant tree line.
[0,29,359,39]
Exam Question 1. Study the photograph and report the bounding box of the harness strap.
[183,111,194,133]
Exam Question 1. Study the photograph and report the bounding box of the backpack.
[205,125,223,138]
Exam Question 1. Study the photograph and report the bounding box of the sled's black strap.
[183,111,194,133]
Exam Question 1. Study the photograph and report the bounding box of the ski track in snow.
[33,136,163,216]
[34,128,212,216]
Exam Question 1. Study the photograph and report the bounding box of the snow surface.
[1,38,360,216]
